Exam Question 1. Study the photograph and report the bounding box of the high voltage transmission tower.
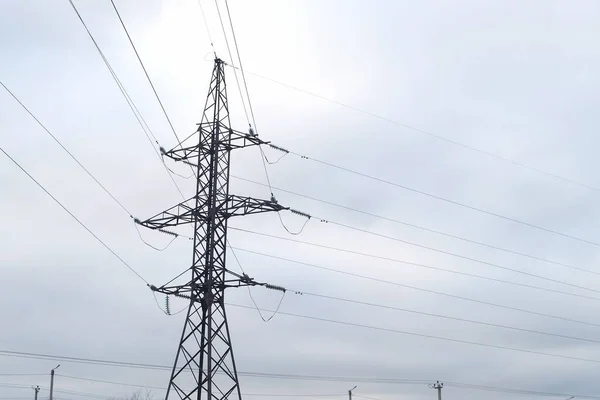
[136,58,286,400]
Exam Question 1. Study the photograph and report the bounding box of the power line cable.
[2,356,600,399]
[287,150,600,248]
[220,0,275,197]
[65,0,185,199]
[353,396,381,400]
[241,178,600,292]
[227,240,286,322]
[58,373,349,397]
[243,395,344,398]
[66,0,159,147]
[229,228,600,302]
[0,80,132,218]
[226,302,600,366]
[2,74,182,255]
[294,290,600,346]
[313,215,600,292]
[0,350,166,371]
[231,246,600,329]
[195,0,217,57]
[0,384,109,399]
[214,0,250,126]
[0,148,148,285]
[108,0,180,145]
[226,64,600,193]
[442,381,591,398]
[109,0,194,176]
[232,303,600,364]
[223,0,256,132]
[134,222,178,251]
[58,374,164,391]
[52,388,109,400]
[232,175,595,276]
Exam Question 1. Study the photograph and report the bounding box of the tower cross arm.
[161,125,271,163]
[227,128,270,149]
[136,194,286,231]
[225,194,287,217]
[135,196,200,230]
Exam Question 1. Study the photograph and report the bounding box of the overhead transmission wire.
[231,246,600,329]
[65,0,185,199]
[6,302,600,366]
[59,374,163,391]
[1,78,181,251]
[225,63,600,247]
[67,0,193,251]
[4,376,580,400]
[3,356,600,400]
[133,222,177,251]
[221,0,307,237]
[57,374,348,397]
[229,228,600,302]
[109,0,192,176]
[232,175,595,276]
[310,214,600,292]
[196,0,217,57]
[288,288,600,346]
[225,65,600,193]
[353,396,381,400]
[217,0,275,199]
[0,148,148,285]
[227,239,285,322]
[213,0,250,128]
[226,302,600,366]
[153,240,600,344]
[223,0,257,133]
[0,81,132,218]
[284,149,600,249]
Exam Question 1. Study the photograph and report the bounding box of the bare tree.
[109,389,154,400]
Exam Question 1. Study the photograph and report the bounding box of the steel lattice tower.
[137,58,285,400]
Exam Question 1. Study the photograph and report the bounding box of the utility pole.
[49,364,60,400]
[136,58,286,400]
[430,381,443,400]
[32,385,40,400]
[348,386,357,400]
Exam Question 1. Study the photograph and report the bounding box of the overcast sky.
[3,0,600,399]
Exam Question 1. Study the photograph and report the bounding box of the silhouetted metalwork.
[138,58,284,400]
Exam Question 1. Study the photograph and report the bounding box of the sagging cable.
[162,155,195,179]
[252,289,286,323]
[262,143,289,165]
[133,220,177,251]
[278,209,311,236]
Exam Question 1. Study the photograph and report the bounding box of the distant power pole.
[430,381,443,400]
[32,385,40,400]
[349,385,357,400]
[49,364,60,400]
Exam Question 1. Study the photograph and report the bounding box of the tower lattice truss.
[137,58,286,400]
